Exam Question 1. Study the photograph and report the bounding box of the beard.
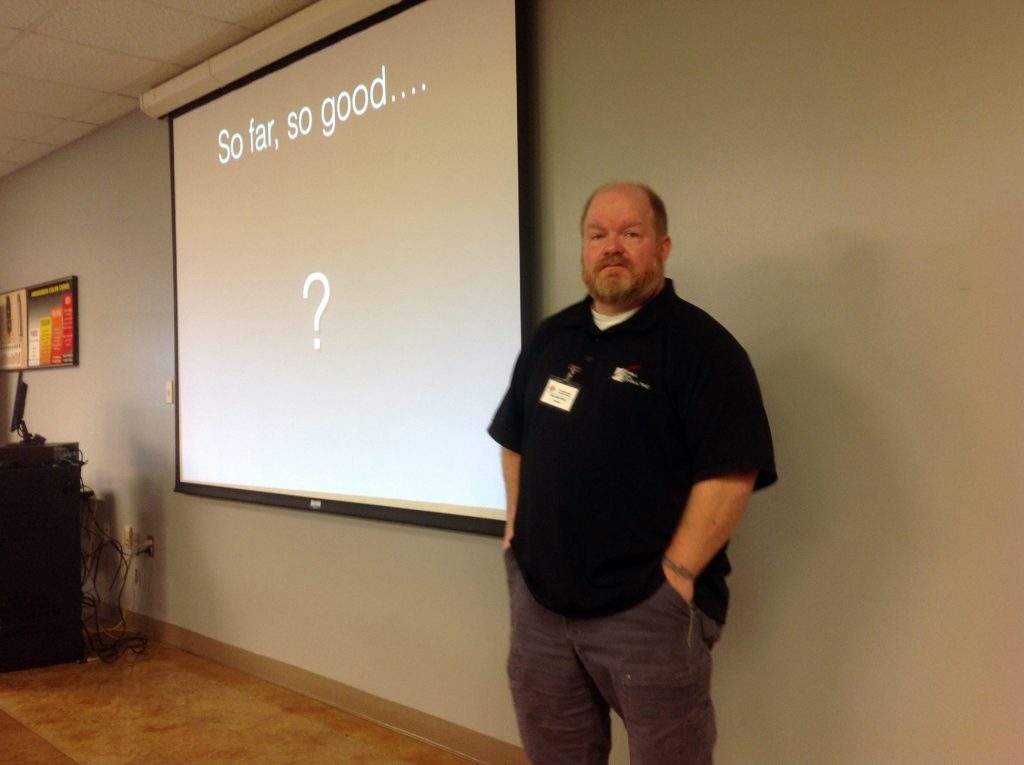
[582,256,664,311]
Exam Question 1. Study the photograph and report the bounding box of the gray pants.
[506,550,721,765]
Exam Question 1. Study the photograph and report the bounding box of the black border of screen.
[169,0,535,537]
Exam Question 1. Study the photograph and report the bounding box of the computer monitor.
[9,370,43,444]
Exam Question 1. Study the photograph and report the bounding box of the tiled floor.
[0,641,471,764]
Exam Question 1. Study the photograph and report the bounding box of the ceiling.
[0,0,321,179]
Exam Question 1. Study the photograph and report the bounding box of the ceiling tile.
[0,0,65,31]
[149,0,316,29]
[119,61,186,98]
[0,32,179,93]
[35,0,253,67]
[72,93,139,124]
[5,139,54,163]
[234,0,319,31]
[0,108,63,140]
[0,26,21,50]
[0,72,106,118]
[36,119,97,147]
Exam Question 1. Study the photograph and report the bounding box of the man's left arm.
[661,470,758,603]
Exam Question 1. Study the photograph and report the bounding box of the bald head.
[581,183,668,240]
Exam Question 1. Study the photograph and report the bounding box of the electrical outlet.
[141,535,155,557]
[123,525,134,550]
[165,380,175,405]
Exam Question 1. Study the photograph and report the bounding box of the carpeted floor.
[0,641,470,764]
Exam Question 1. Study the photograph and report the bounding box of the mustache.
[596,256,629,270]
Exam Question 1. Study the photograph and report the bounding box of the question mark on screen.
[302,272,330,351]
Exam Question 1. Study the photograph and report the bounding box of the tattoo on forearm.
[663,556,696,581]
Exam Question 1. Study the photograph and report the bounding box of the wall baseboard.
[126,611,527,765]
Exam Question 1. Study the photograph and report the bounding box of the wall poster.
[0,276,78,370]
[1,288,28,370]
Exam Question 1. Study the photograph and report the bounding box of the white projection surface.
[172,0,522,529]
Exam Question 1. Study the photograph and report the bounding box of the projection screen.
[171,0,528,534]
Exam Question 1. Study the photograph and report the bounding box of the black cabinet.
[0,463,83,671]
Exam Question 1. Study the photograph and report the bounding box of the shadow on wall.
[129,440,170,623]
[713,231,914,760]
[80,429,173,635]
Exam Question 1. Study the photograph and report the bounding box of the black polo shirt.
[488,280,776,623]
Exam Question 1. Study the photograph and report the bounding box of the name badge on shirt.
[540,377,580,412]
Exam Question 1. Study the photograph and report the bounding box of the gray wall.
[2,2,1021,762]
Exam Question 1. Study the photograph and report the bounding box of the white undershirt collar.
[591,306,639,331]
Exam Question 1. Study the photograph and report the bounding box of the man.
[488,182,776,764]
